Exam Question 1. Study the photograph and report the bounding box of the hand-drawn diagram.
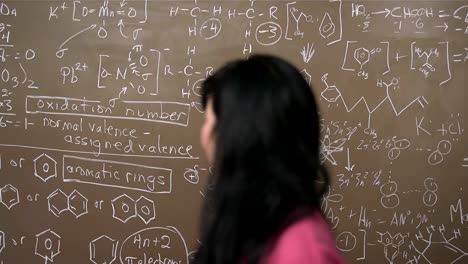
[89,235,119,264]
[387,138,411,160]
[112,194,155,224]
[285,0,342,45]
[341,41,391,78]
[409,225,467,264]
[135,196,156,224]
[423,178,438,207]
[0,1,466,263]
[427,139,452,165]
[35,229,61,264]
[376,231,406,264]
[111,194,137,223]
[68,189,88,218]
[47,189,68,217]
[321,73,428,128]
[320,134,346,166]
[47,189,88,218]
[410,41,452,85]
[0,184,20,210]
[33,153,58,182]
[380,180,400,209]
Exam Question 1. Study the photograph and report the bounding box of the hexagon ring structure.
[136,196,156,224]
[111,194,136,223]
[0,184,20,210]
[34,154,57,182]
[47,189,68,217]
[35,229,61,263]
[354,47,370,68]
[68,190,88,218]
[321,85,341,103]
[320,12,336,39]
[89,235,119,264]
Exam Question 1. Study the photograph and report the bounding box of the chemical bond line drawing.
[376,231,406,264]
[111,194,155,224]
[321,73,428,128]
[284,0,342,45]
[89,235,119,264]
[0,184,20,210]
[34,153,58,182]
[409,225,467,264]
[47,189,67,217]
[35,229,61,264]
[410,41,452,86]
[97,46,160,96]
[341,41,391,79]
[47,189,88,218]
[112,194,135,223]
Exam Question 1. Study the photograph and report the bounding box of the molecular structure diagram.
[35,229,61,264]
[376,231,406,264]
[0,184,20,210]
[320,73,428,128]
[34,153,58,182]
[89,235,119,264]
[408,225,467,264]
[47,189,88,218]
[111,194,156,224]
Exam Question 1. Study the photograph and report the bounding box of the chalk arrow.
[120,0,127,7]
[345,148,355,171]
[371,8,391,18]
[434,22,449,32]
[118,19,128,38]
[118,86,128,98]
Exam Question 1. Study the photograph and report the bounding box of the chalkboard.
[0,0,466,263]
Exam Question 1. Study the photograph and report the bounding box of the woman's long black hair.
[192,54,329,264]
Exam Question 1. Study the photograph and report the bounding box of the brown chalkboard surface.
[0,0,467,263]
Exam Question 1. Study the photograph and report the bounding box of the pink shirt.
[261,210,346,264]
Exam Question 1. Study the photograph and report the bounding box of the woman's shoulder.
[261,210,346,264]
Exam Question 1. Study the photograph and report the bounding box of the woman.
[194,54,345,264]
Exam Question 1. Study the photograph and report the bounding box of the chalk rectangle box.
[62,155,172,194]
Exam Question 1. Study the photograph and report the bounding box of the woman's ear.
[200,100,217,165]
